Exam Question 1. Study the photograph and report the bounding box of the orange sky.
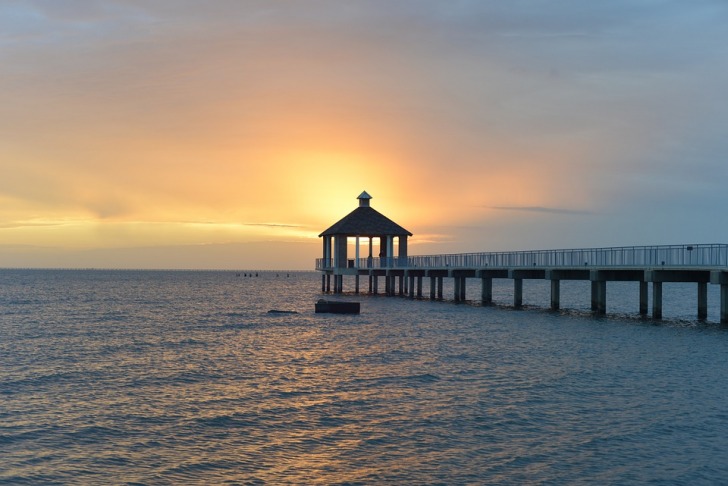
[2,2,727,269]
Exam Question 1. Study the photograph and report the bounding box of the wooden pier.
[317,193,728,323]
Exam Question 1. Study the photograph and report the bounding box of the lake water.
[2,269,728,484]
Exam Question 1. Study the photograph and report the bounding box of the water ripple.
[2,270,728,484]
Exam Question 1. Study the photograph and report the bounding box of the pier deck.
[316,244,728,323]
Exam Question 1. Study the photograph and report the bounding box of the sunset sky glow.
[2,1,728,269]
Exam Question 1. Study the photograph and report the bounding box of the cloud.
[0,221,67,230]
[242,223,304,229]
[491,206,593,216]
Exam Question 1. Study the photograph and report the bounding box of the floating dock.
[315,299,360,314]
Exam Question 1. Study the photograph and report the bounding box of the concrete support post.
[454,277,461,302]
[596,281,606,314]
[430,277,436,299]
[373,276,378,295]
[721,284,728,325]
[398,276,404,296]
[460,278,467,301]
[326,274,331,293]
[437,277,443,300]
[417,277,423,298]
[652,282,663,319]
[551,279,560,311]
[698,282,708,320]
[322,274,326,293]
[514,279,523,308]
[409,275,415,299]
[590,280,606,314]
[355,275,360,294]
[698,282,708,319]
[481,278,493,306]
[639,281,648,315]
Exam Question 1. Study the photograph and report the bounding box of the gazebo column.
[368,237,373,268]
[355,236,360,268]
[399,235,408,266]
[387,235,394,267]
[334,235,347,269]
[322,236,332,268]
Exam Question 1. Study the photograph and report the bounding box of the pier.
[317,193,728,323]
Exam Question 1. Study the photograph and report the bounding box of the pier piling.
[482,277,493,306]
[652,282,663,319]
[551,280,560,311]
[640,281,649,315]
[514,279,523,308]
[698,282,708,320]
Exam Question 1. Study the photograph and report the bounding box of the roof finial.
[357,191,372,207]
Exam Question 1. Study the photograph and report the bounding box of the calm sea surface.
[2,269,728,485]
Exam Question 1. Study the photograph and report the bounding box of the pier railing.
[316,244,728,270]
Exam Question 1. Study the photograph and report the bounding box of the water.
[2,269,728,484]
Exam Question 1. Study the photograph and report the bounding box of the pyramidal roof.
[318,192,412,237]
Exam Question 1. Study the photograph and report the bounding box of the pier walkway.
[316,244,728,323]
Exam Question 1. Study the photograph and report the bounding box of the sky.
[1,0,727,269]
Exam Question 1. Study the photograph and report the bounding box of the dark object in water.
[267,309,299,314]
[315,299,360,314]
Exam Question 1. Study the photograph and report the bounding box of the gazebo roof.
[318,193,412,237]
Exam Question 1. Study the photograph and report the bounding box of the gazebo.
[318,191,412,293]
